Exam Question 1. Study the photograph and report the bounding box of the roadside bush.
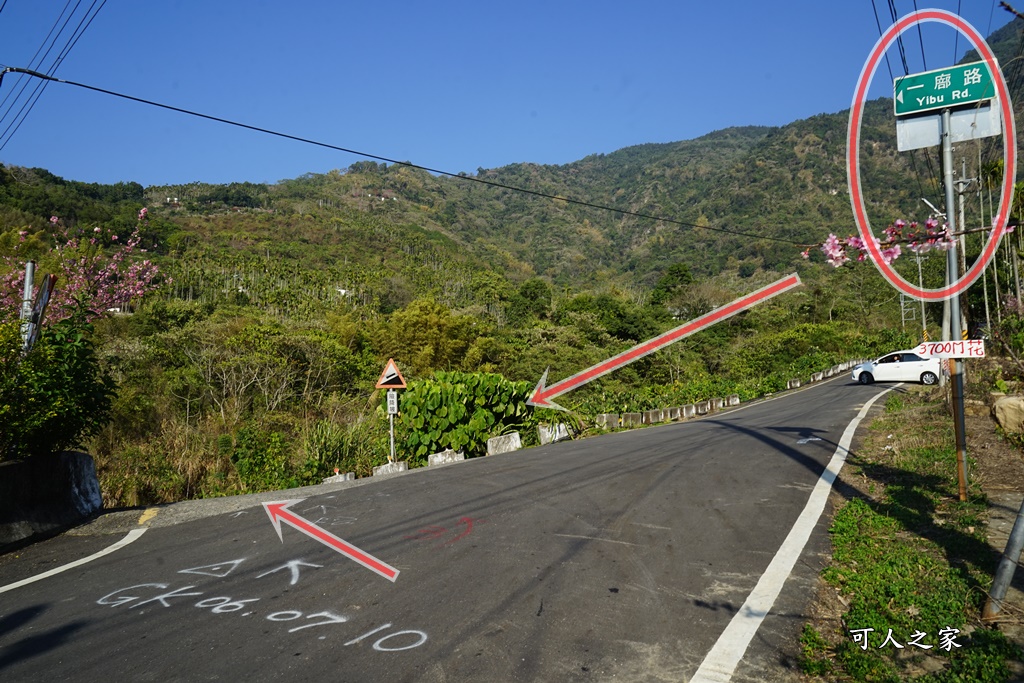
[397,371,549,461]
[0,317,115,460]
[301,415,389,479]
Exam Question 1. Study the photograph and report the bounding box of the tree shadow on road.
[0,604,87,672]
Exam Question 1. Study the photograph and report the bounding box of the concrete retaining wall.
[0,451,103,549]
[622,413,642,427]
[642,409,663,424]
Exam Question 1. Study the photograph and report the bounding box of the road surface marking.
[690,388,892,683]
[553,533,640,547]
[0,528,148,594]
[138,507,158,525]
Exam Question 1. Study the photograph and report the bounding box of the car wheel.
[921,371,938,385]
[858,372,874,385]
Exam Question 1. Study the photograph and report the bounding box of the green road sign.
[894,60,995,117]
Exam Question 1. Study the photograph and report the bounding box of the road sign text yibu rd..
[894,61,995,117]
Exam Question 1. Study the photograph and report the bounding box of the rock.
[992,395,1024,433]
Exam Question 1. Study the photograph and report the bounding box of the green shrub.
[397,371,548,461]
[301,416,388,479]
[229,426,298,491]
[0,318,115,460]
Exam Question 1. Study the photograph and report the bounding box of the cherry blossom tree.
[0,209,165,322]
[808,219,962,268]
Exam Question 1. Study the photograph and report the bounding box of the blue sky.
[0,1,1014,187]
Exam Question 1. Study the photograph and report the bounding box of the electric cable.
[0,0,76,122]
[0,66,812,247]
[951,0,961,65]
[870,0,898,82]
[912,0,928,70]
[0,0,106,150]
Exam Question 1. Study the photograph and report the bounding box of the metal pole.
[958,161,969,336]
[388,412,395,463]
[1015,229,1022,303]
[19,260,35,352]
[983,496,1024,620]
[917,254,927,340]
[942,109,969,502]
[983,258,992,333]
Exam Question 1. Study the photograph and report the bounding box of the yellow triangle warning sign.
[375,358,407,389]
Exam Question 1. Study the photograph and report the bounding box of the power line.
[887,0,911,75]
[0,66,812,248]
[0,1,106,151]
[870,0,897,81]
[951,0,961,64]
[869,0,938,205]
[911,0,928,70]
[0,0,77,124]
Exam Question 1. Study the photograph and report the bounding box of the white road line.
[0,528,148,594]
[690,388,892,683]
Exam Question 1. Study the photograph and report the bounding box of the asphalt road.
[0,379,893,682]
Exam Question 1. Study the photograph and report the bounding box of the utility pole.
[941,109,969,502]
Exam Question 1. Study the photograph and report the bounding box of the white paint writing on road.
[256,560,323,586]
[95,582,427,648]
[179,559,246,578]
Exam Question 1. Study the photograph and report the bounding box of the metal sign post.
[375,359,407,465]
[939,108,971,503]
[387,389,398,463]
[19,261,35,353]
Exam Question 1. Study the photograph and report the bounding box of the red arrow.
[528,273,802,411]
[263,499,399,582]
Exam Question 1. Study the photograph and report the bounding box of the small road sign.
[375,358,407,389]
[915,340,985,359]
[386,389,399,415]
[894,60,995,117]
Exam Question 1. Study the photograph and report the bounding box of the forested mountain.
[3,18,1024,507]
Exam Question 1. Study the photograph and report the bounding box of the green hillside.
[3,18,1024,508]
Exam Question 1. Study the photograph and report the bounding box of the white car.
[851,350,941,386]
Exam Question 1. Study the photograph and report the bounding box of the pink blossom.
[881,244,902,264]
[138,207,148,221]
[821,233,848,267]
[49,216,58,224]
[111,235,118,241]
[93,227,101,233]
